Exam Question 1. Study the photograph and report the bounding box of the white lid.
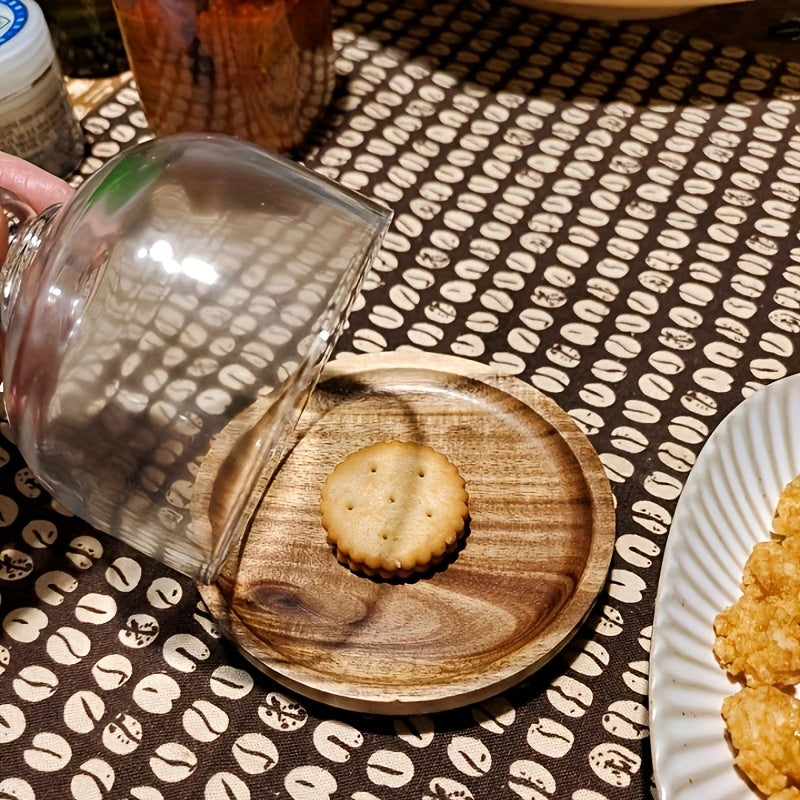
[0,0,55,101]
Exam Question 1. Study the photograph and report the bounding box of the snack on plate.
[713,592,800,688]
[722,685,800,798]
[320,440,469,579]
[714,478,800,688]
[714,473,800,796]
[772,475,800,540]
[742,536,800,602]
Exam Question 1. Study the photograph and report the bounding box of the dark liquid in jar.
[113,0,334,151]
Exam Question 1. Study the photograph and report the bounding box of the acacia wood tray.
[199,351,615,713]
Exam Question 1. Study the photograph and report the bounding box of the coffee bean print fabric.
[4,0,800,797]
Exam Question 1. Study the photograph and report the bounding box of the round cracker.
[320,440,469,578]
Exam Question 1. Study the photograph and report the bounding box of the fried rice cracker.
[714,476,800,688]
[714,593,800,688]
[742,537,800,601]
[773,475,800,541]
[714,474,800,797]
[722,685,800,797]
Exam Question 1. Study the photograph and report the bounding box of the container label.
[0,0,27,46]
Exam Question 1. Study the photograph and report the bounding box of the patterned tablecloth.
[3,1,800,798]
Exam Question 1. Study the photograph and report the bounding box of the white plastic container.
[0,0,85,176]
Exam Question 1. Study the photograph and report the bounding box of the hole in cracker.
[418,470,425,478]
[381,532,388,540]
[426,510,433,517]
[370,464,377,473]
[346,503,354,511]
[389,496,395,503]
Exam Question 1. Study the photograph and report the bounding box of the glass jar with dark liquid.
[112,0,334,152]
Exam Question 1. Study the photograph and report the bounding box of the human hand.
[0,152,74,264]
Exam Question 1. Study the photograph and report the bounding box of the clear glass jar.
[1,133,391,582]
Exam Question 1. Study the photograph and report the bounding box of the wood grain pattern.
[199,351,616,713]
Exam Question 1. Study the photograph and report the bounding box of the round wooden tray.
[199,352,615,713]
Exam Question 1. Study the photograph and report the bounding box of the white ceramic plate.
[650,374,800,800]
